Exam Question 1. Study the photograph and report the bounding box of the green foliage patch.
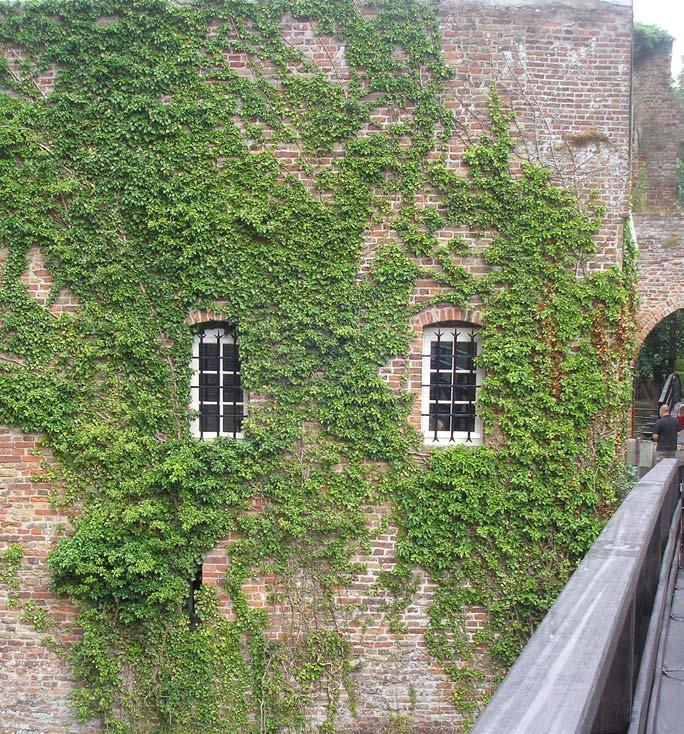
[0,543,24,607]
[0,1,634,732]
[633,22,674,64]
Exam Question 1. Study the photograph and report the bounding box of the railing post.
[592,597,635,733]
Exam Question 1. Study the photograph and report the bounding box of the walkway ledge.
[471,459,681,734]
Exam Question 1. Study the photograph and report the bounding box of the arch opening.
[633,309,684,438]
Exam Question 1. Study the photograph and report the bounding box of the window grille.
[421,324,482,445]
[191,324,245,439]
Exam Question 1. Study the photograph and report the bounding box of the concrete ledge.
[471,460,680,734]
[437,0,630,9]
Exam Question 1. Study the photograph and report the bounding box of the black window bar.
[192,324,245,439]
[423,327,481,443]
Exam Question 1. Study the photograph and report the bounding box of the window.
[191,323,245,439]
[186,563,202,629]
[421,324,482,445]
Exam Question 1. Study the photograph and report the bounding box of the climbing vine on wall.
[0,1,634,732]
[393,103,636,720]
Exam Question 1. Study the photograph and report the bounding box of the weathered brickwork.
[18,246,79,315]
[0,428,97,734]
[0,242,84,734]
[632,43,684,214]
[204,2,631,730]
[634,213,684,345]
[435,0,631,270]
[632,39,684,350]
[0,1,633,732]
[206,507,472,731]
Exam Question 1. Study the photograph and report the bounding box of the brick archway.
[633,212,684,354]
[636,299,684,355]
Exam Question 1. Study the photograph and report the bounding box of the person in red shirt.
[676,405,684,431]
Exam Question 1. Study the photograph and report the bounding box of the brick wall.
[632,39,684,348]
[436,0,632,270]
[204,2,633,730]
[0,1,633,732]
[0,428,97,734]
[632,43,684,213]
[634,213,684,344]
[0,244,87,734]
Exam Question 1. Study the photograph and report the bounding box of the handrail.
[632,374,680,439]
[629,500,681,734]
[658,372,681,411]
[471,460,681,734]
[633,405,658,438]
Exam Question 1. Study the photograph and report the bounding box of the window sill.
[423,435,482,447]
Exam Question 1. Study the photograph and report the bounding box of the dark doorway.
[634,310,684,437]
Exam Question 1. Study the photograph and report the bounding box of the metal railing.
[632,373,681,439]
[658,373,681,413]
[633,405,658,439]
[471,460,682,734]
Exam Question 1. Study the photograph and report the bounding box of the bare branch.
[6,48,48,101]
[0,352,28,367]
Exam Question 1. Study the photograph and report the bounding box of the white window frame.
[421,324,483,446]
[190,325,246,439]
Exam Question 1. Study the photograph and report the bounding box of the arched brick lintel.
[403,305,485,432]
[411,304,485,331]
[636,299,684,353]
[185,309,229,326]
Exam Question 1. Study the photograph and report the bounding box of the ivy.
[393,100,636,715]
[0,543,24,607]
[0,1,634,732]
[633,23,674,64]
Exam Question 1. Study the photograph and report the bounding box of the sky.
[633,0,684,79]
